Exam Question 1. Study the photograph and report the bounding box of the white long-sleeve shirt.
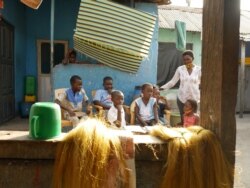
[161,65,201,103]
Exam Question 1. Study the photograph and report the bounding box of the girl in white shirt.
[161,50,201,125]
[135,83,159,126]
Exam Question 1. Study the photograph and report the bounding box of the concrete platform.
[0,117,29,131]
[0,114,250,187]
[234,114,250,188]
[0,122,167,188]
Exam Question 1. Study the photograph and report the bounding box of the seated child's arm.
[93,100,110,110]
[135,103,147,127]
[159,96,171,110]
[93,90,111,110]
[55,99,75,116]
[81,90,92,115]
[153,103,159,124]
[107,106,122,128]
[82,100,92,115]
[115,105,123,128]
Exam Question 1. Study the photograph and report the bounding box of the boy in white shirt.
[108,90,126,129]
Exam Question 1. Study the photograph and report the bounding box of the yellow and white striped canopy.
[74,0,156,73]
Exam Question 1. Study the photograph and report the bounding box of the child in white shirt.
[107,90,126,129]
[135,83,159,126]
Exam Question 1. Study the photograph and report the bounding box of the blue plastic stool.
[19,102,34,118]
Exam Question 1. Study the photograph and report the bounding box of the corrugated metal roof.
[158,5,250,39]
[158,6,202,32]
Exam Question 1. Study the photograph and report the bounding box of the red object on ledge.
[0,0,4,9]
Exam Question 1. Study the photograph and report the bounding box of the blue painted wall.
[0,0,26,111]
[25,0,81,76]
[1,1,158,109]
[52,3,158,105]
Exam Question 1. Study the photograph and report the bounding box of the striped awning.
[74,0,156,73]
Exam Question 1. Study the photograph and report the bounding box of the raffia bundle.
[150,125,233,188]
[53,119,129,188]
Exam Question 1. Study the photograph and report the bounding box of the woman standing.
[160,50,201,125]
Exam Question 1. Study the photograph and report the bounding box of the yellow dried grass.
[53,119,128,188]
[150,125,233,188]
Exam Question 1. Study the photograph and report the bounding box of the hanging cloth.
[175,20,186,51]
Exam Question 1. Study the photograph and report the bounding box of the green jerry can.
[25,76,36,95]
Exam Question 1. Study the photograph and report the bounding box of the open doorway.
[37,40,68,102]
[0,18,15,124]
[157,42,193,86]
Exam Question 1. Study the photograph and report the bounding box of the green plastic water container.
[25,76,36,95]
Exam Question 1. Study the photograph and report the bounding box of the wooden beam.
[239,41,245,118]
[50,0,55,101]
[201,0,240,180]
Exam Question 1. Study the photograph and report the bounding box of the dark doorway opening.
[157,42,193,87]
[0,17,15,124]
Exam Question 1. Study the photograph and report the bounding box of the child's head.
[141,83,153,100]
[111,90,124,106]
[69,50,77,64]
[184,99,198,114]
[70,75,82,92]
[153,85,160,101]
[103,76,113,91]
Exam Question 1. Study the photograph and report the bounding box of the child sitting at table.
[55,75,91,127]
[135,83,159,126]
[107,90,126,129]
[183,99,200,127]
[153,85,171,126]
[93,76,113,110]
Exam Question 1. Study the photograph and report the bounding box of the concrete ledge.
[0,131,168,160]
[0,130,167,188]
[0,131,62,159]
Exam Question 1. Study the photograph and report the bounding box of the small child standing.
[153,86,171,126]
[183,99,200,127]
[55,75,91,127]
[107,90,126,129]
[135,83,159,126]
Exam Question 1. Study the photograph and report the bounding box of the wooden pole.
[50,0,55,101]
[239,41,245,118]
[201,0,240,185]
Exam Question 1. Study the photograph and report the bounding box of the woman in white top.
[160,50,201,125]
